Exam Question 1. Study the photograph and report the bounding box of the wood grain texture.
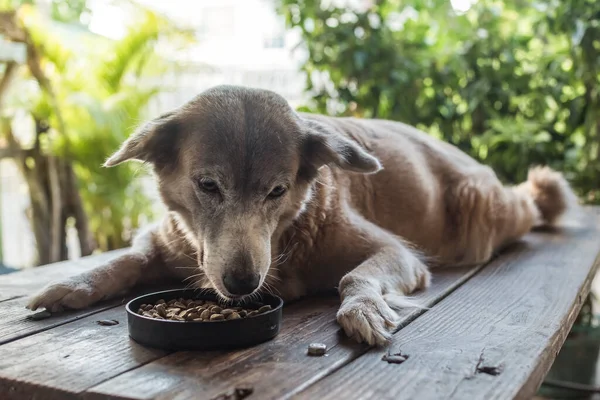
[0,279,177,346]
[0,292,130,345]
[0,249,127,301]
[85,266,482,400]
[0,307,169,400]
[295,215,600,400]
[0,250,178,347]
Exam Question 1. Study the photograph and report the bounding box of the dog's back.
[303,113,576,266]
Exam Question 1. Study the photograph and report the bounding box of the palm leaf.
[96,10,163,92]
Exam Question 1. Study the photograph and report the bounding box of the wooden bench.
[0,207,599,400]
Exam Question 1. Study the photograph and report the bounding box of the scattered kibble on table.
[382,352,409,364]
[307,343,327,356]
[137,298,272,322]
[96,319,119,326]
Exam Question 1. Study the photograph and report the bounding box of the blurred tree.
[0,1,190,264]
[278,0,600,203]
[0,0,88,24]
[50,0,89,24]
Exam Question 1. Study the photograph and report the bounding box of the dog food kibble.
[227,312,241,320]
[137,299,273,322]
[96,319,119,326]
[155,304,167,318]
[222,309,234,317]
[210,313,225,321]
[258,305,272,313]
[307,343,327,356]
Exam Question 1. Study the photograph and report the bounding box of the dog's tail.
[514,166,579,227]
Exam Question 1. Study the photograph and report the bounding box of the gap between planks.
[0,295,24,304]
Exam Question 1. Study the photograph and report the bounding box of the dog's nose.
[222,270,260,296]
[222,252,260,296]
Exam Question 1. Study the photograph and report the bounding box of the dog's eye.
[268,185,287,198]
[198,178,219,193]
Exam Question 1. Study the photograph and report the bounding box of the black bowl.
[125,288,283,350]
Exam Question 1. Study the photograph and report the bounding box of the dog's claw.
[337,296,397,346]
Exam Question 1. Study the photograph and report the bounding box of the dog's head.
[105,85,381,299]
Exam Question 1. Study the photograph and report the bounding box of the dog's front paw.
[337,295,400,346]
[27,279,100,312]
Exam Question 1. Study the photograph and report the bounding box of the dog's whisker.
[161,232,193,248]
[272,242,297,267]
[262,281,281,297]
[273,248,295,267]
[182,273,204,283]
[275,235,295,260]
[266,270,282,282]
[180,252,198,263]
[183,280,197,292]
[175,265,200,270]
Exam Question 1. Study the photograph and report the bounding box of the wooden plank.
[0,249,127,301]
[0,248,172,346]
[0,295,22,304]
[0,251,135,347]
[294,213,600,400]
[0,282,176,345]
[0,296,345,400]
[0,307,169,400]
[0,295,128,345]
[85,266,482,400]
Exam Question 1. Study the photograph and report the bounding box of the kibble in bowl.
[137,298,273,322]
[126,289,283,350]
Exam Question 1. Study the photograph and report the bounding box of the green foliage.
[50,0,89,24]
[0,0,33,11]
[97,11,161,92]
[279,0,600,203]
[4,4,189,250]
[54,11,176,250]
[0,0,87,23]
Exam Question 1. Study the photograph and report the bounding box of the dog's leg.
[445,166,577,266]
[27,224,173,312]
[336,221,431,346]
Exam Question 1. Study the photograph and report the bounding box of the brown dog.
[27,85,576,345]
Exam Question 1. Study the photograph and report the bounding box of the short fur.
[27,86,578,345]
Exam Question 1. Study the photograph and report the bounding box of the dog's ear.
[104,111,180,167]
[300,119,382,175]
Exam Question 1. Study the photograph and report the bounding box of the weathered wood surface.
[0,307,168,400]
[85,266,480,400]
[0,283,176,346]
[0,295,126,345]
[0,248,167,346]
[0,265,481,400]
[0,249,127,301]
[0,209,598,400]
[295,216,600,400]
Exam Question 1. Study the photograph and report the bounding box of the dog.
[26,85,576,345]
